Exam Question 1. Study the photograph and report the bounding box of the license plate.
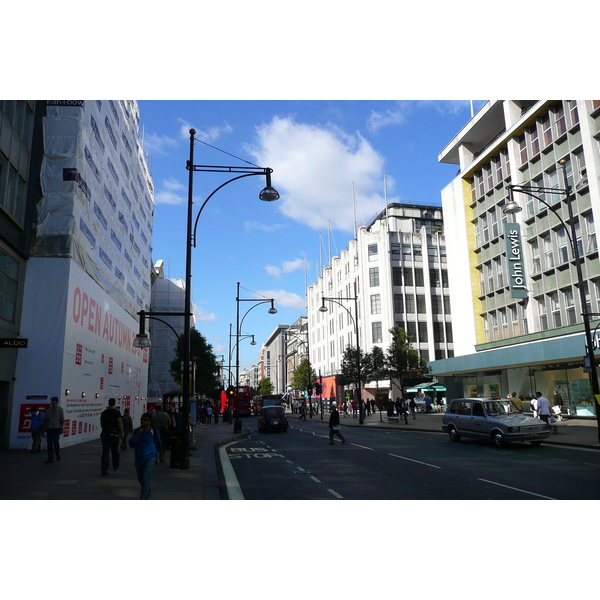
[272,420,278,425]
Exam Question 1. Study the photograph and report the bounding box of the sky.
[137,100,487,369]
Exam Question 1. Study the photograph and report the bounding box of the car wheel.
[448,425,461,442]
[530,441,543,447]
[491,431,509,447]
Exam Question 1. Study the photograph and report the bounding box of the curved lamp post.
[504,158,600,442]
[319,280,364,424]
[134,130,279,469]
[235,281,277,432]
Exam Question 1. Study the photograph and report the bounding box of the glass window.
[372,322,382,344]
[369,267,379,287]
[370,294,381,314]
[394,294,403,314]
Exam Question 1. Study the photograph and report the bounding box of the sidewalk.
[288,408,600,449]
[0,422,245,500]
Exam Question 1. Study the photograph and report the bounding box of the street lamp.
[134,129,279,469]
[504,158,600,442]
[235,281,277,433]
[319,280,364,424]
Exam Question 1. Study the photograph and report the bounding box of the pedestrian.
[529,395,538,418]
[100,398,124,475]
[29,406,45,453]
[409,397,416,419]
[553,390,563,410]
[424,394,432,413]
[536,391,552,425]
[43,396,65,463]
[121,408,134,450]
[328,401,346,445]
[509,392,523,411]
[129,412,163,500]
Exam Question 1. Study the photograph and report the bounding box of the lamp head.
[133,333,152,349]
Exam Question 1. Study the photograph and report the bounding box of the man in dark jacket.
[328,401,346,445]
[100,398,123,475]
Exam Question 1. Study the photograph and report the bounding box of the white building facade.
[433,100,600,417]
[306,202,452,401]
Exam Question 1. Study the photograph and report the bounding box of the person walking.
[409,397,417,420]
[100,398,123,475]
[121,408,134,450]
[536,392,552,425]
[129,412,163,500]
[29,406,45,453]
[328,401,346,445]
[43,396,64,463]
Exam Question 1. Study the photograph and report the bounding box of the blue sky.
[137,100,487,369]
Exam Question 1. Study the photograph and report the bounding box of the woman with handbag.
[328,402,346,445]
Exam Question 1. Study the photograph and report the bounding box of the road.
[221,418,600,500]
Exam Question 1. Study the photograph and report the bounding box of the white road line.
[351,443,374,450]
[219,442,244,500]
[327,488,343,499]
[310,476,321,483]
[478,478,556,500]
[389,453,441,469]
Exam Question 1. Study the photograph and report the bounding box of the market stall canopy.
[414,382,446,391]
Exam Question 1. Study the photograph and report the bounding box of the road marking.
[389,453,441,469]
[310,476,321,483]
[478,478,556,500]
[327,488,343,499]
[351,443,374,450]
[219,442,244,500]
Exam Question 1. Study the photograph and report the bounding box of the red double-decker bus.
[235,385,252,417]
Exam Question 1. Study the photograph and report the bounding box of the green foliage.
[290,358,317,391]
[384,325,430,389]
[258,377,274,394]
[169,327,221,400]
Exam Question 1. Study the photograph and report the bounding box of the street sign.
[0,338,28,348]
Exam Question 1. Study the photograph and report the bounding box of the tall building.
[433,100,600,416]
[0,101,44,449]
[306,202,452,403]
[8,101,154,448]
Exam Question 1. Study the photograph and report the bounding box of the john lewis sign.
[504,223,527,298]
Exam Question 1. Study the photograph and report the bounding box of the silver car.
[442,398,550,447]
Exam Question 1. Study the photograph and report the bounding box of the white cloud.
[143,132,178,155]
[244,220,286,232]
[154,176,187,205]
[247,116,390,233]
[256,288,306,310]
[177,118,233,142]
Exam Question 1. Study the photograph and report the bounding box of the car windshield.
[484,400,521,416]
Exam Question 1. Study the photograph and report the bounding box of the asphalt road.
[222,419,600,500]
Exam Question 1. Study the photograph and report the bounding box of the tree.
[169,328,221,401]
[258,377,274,395]
[290,358,317,393]
[384,325,431,394]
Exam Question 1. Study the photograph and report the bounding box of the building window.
[0,249,19,322]
[368,243,378,261]
[414,268,424,287]
[372,322,382,344]
[370,294,381,314]
[369,267,379,287]
[393,294,404,314]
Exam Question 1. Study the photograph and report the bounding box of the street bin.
[169,436,182,468]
